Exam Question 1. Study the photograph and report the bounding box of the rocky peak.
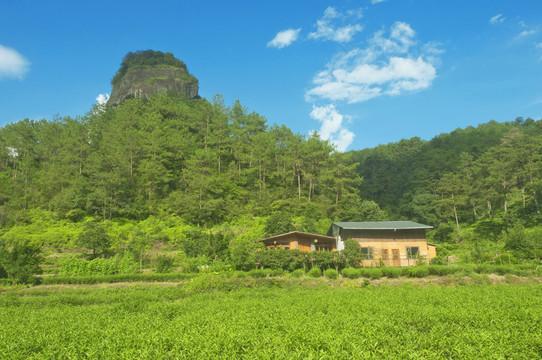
[107,50,199,106]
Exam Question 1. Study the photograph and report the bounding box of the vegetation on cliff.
[111,50,195,87]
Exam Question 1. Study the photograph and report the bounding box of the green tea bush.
[381,267,402,278]
[231,271,248,278]
[291,269,304,278]
[360,268,383,279]
[183,275,237,293]
[1,284,542,358]
[325,268,338,279]
[41,272,196,285]
[427,265,459,276]
[248,269,272,278]
[408,266,429,278]
[307,267,322,278]
[60,255,139,276]
[208,261,234,273]
[270,269,285,277]
[87,258,117,275]
[341,267,361,279]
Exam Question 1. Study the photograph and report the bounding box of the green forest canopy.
[0,91,541,263]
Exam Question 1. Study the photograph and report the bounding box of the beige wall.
[344,229,434,267]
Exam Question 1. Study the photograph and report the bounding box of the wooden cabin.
[327,221,436,266]
[256,231,337,252]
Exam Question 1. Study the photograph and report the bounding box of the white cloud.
[310,104,354,151]
[518,29,537,38]
[422,41,445,55]
[308,7,363,43]
[0,44,30,80]
[489,14,505,24]
[306,22,439,104]
[267,28,301,49]
[371,0,387,4]
[371,21,416,53]
[96,93,110,105]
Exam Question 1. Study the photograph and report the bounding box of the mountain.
[107,50,199,106]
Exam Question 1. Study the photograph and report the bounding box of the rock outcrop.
[108,67,199,106]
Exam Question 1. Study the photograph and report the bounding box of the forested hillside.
[0,93,388,254]
[351,118,542,261]
[1,90,541,264]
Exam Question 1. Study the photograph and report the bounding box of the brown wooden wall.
[261,233,336,251]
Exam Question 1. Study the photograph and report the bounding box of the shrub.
[248,269,272,278]
[232,271,248,278]
[408,266,429,278]
[0,240,43,285]
[291,269,304,278]
[307,267,322,278]
[381,267,402,278]
[360,268,382,280]
[271,269,285,277]
[430,256,447,265]
[155,255,175,273]
[324,268,338,280]
[117,253,139,274]
[427,265,458,276]
[88,258,117,275]
[41,272,196,285]
[341,267,361,279]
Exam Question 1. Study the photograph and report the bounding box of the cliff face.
[108,67,199,106]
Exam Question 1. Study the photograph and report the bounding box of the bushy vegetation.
[111,50,190,87]
[307,267,322,278]
[0,240,42,285]
[324,268,338,279]
[59,254,139,276]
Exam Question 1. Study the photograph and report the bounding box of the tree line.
[0,93,369,231]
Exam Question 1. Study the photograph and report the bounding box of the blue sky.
[1,0,542,151]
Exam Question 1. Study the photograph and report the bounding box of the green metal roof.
[327,221,433,235]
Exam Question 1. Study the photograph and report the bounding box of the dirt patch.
[22,281,184,292]
[487,274,506,284]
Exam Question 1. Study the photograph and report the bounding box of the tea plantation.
[1,281,541,359]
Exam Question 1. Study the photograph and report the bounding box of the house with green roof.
[327,221,436,266]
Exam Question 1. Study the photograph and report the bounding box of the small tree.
[342,238,362,268]
[0,240,43,285]
[77,222,111,259]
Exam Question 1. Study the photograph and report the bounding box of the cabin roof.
[327,221,433,235]
[256,231,335,243]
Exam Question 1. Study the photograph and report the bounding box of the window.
[361,247,374,260]
[266,241,290,250]
[407,247,419,259]
[315,245,332,252]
